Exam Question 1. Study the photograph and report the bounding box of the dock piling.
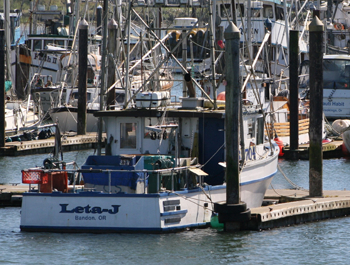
[214,22,251,231]
[77,19,88,135]
[308,16,324,197]
[288,30,299,160]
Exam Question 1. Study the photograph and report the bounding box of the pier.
[283,139,344,159]
[0,133,105,156]
[244,189,350,231]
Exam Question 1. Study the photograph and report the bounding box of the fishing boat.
[330,119,350,155]
[5,100,40,136]
[299,54,350,119]
[19,1,279,233]
[20,76,279,233]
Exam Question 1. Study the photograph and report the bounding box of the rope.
[269,182,302,197]
[277,163,307,191]
[169,190,214,212]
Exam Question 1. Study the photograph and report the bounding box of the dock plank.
[0,133,105,156]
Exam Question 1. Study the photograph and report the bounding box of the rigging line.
[189,38,224,53]
[270,182,306,198]
[200,143,225,168]
[170,191,214,211]
[65,105,78,123]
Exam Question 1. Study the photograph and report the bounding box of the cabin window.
[247,119,255,139]
[237,4,245,17]
[252,10,261,18]
[220,4,232,18]
[120,123,137,149]
[276,7,284,20]
[253,45,263,60]
[323,59,350,89]
[263,5,273,18]
[33,39,42,50]
[256,117,264,145]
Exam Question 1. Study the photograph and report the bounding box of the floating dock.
[0,133,105,156]
[244,189,350,231]
[283,138,344,159]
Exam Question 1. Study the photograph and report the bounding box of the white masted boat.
[20,81,279,232]
[19,2,279,233]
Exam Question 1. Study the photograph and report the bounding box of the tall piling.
[77,19,88,135]
[214,22,250,231]
[225,22,240,207]
[96,5,102,36]
[0,30,5,147]
[107,19,118,110]
[309,16,324,197]
[289,30,299,160]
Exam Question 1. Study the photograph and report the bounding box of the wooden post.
[309,16,324,197]
[0,30,5,147]
[289,30,299,160]
[107,19,118,110]
[77,19,88,135]
[96,5,102,36]
[225,22,241,206]
[213,22,251,231]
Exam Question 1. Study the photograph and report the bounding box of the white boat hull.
[50,107,100,133]
[21,187,225,233]
[20,146,278,233]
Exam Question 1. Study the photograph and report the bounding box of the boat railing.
[22,164,203,194]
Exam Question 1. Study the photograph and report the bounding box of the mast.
[209,0,217,109]
[4,0,11,82]
[97,0,108,155]
[124,3,132,108]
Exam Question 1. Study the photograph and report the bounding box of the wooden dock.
[283,138,344,159]
[243,189,350,231]
[0,133,105,156]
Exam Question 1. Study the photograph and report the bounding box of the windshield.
[299,59,350,89]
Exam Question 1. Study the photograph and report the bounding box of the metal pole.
[124,4,132,108]
[97,0,108,155]
[4,0,11,82]
[77,19,88,135]
[289,30,299,159]
[182,30,188,97]
[107,19,118,110]
[309,16,324,197]
[0,30,5,147]
[209,0,217,108]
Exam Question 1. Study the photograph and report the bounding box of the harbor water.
[1,150,350,264]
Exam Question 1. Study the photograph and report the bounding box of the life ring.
[334,23,344,30]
